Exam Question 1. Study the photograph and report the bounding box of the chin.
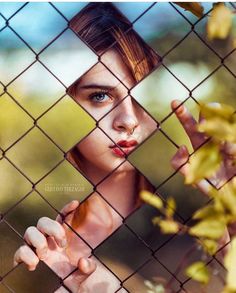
[112,160,135,173]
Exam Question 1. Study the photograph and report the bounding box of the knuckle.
[54,221,65,234]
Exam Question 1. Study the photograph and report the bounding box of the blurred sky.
[0,2,214,48]
[0,2,217,103]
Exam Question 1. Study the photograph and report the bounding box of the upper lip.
[110,140,138,148]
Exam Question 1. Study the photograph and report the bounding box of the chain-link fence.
[0,2,236,293]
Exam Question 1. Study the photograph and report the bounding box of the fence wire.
[0,2,236,293]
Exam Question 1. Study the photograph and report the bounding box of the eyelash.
[88,90,112,104]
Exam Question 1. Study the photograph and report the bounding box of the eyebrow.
[77,83,116,91]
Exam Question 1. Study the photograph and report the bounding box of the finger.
[76,257,97,283]
[171,100,205,149]
[37,217,67,248]
[13,245,39,271]
[24,226,48,260]
[62,257,97,292]
[56,200,80,224]
[171,145,189,174]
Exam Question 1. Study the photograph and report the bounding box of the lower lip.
[111,147,135,157]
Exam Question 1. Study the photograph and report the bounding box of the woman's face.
[71,50,156,181]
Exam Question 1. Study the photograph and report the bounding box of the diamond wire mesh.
[0,2,236,293]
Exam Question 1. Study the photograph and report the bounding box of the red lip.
[116,140,138,147]
[109,140,138,157]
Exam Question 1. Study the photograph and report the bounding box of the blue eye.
[90,92,110,103]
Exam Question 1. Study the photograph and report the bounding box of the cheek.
[78,128,108,159]
[76,128,122,172]
[140,113,157,139]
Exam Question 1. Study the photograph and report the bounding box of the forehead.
[78,49,135,88]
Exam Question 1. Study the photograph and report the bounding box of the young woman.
[13,3,235,293]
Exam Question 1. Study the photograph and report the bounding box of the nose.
[112,97,138,134]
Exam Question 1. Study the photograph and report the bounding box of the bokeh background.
[0,2,235,293]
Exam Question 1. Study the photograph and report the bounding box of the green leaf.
[207,3,233,40]
[189,218,226,239]
[186,262,210,284]
[224,237,236,291]
[185,142,221,184]
[159,219,179,234]
[140,190,163,210]
[175,2,204,18]
[166,197,176,218]
[198,118,236,142]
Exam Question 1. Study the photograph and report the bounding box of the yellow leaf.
[159,219,179,234]
[185,142,221,184]
[186,262,210,284]
[193,204,218,220]
[166,197,176,218]
[152,216,161,226]
[201,239,218,255]
[207,3,233,40]
[222,288,236,293]
[189,218,226,239]
[198,118,236,143]
[212,183,236,217]
[199,102,235,122]
[175,2,204,18]
[140,190,163,210]
[224,237,236,291]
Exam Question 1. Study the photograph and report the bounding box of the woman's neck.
[75,152,139,218]
[96,167,137,218]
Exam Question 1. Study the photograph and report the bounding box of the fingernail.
[171,99,182,108]
[84,259,90,268]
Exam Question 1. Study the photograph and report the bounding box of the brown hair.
[66,3,156,231]
[69,2,159,83]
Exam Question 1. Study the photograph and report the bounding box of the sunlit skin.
[13,50,235,293]
[74,50,157,184]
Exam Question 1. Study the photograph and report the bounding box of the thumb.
[76,257,97,284]
[62,257,97,292]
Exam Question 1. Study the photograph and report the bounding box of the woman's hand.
[13,200,96,292]
[170,100,236,250]
[13,197,124,292]
[170,99,236,193]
